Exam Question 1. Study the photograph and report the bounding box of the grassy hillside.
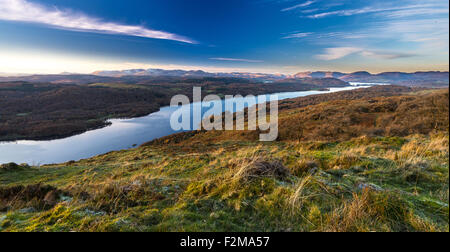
[0,87,448,232]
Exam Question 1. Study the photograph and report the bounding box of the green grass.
[1,134,448,232]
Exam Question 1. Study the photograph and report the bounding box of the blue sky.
[0,0,448,74]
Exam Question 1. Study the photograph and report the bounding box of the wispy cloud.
[382,7,449,18]
[306,3,445,18]
[316,47,362,60]
[210,58,264,63]
[294,1,448,54]
[382,18,449,49]
[287,31,371,42]
[297,16,448,47]
[281,1,315,12]
[282,32,313,39]
[0,0,195,43]
[316,47,418,60]
[360,51,417,60]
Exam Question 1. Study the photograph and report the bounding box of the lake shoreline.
[0,85,370,165]
[0,86,346,143]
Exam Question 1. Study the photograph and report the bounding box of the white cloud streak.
[360,51,417,60]
[282,32,313,39]
[382,7,449,18]
[316,47,362,60]
[210,58,264,63]
[281,1,315,12]
[316,47,417,60]
[0,0,195,43]
[307,3,445,18]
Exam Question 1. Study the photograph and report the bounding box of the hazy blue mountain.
[293,71,449,87]
[92,68,288,80]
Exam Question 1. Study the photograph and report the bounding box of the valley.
[0,77,347,141]
[0,0,448,235]
[0,86,448,232]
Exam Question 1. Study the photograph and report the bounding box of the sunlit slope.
[148,86,448,144]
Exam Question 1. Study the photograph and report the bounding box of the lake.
[0,85,372,165]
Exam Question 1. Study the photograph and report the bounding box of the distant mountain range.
[0,74,115,84]
[0,69,447,87]
[292,71,449,87]
[93,68,287,81]
[94,69,449,86]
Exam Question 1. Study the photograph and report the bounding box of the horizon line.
[1,68,449,78]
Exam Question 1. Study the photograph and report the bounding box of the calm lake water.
[0,85,373,165]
